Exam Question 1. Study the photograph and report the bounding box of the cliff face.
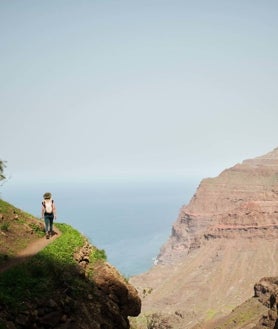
[158,147,278,263]
[131,147,278,329]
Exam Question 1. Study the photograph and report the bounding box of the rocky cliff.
[159,147,278,263]
[131,147,278,329]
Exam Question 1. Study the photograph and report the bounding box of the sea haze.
[1,178,198,276]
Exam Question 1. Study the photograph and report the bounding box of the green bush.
[0,222,9,231]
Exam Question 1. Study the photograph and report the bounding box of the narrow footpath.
[0,227,61,273]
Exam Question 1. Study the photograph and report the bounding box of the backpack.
[43,199,54,214]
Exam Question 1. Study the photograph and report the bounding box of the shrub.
[0,222,9,231]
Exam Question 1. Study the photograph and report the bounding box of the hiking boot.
[46,233,50,239]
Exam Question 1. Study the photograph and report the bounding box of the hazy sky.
[1,1,278,184]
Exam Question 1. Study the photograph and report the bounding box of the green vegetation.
[39,223,85,265]
[0,199,9,212]
[0,222,9,231]
[0,193,137,328]
[0,199,45,260]
[206,308,218,320]
[0,160,6,182]
[89,247,107,264]
[28,221,44,235]
[0,223,106,311]
[206,298,267,329]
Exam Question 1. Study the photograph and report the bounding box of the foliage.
[0,221,10,231]
[40,223,85,265]
[0,199,9,212]
[0,160,6,182]
[28,222,44,236]
[0,222,107,310]
[90,247,107,264]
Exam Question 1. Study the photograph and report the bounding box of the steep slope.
[193,276,278,329]
[0,199,141,328]
[131,147,278,328]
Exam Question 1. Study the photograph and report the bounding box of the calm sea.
[1,178,198,276]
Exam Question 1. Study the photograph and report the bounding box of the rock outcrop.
[0,241,141,329]
[131,147,278,328]
[254,277,278,329]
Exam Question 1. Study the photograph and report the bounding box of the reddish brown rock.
[158,147,278,264]
[131,147,278,329]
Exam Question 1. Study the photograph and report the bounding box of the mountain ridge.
[130,147,278,328]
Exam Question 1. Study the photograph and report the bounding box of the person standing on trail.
[41,192,57,239]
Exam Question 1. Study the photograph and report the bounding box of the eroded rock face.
[254,277,278,329]
[158,147,278,264]
[131,148,278,329]
[93,262,141,318]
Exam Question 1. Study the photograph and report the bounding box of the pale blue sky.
[1,0,278,183]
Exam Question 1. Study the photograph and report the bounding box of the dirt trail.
[0,227,61,273]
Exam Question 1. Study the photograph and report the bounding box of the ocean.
[0,177,198,277]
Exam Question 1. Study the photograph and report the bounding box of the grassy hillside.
[0,221,106,310]
[0,199,141,329]
[0,199,45,262]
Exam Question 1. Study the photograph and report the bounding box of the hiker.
[41,192,57,239]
